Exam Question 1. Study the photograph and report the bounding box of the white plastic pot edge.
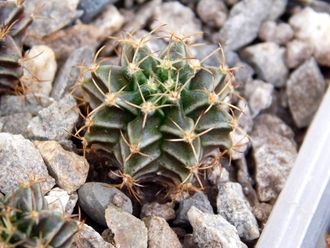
[257,87,330,248]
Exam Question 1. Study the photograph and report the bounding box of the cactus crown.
[81,32,237,195]
[0,183,79,248]
[0,0,32,94]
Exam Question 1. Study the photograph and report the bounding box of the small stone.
[21,45,57,96]
[174,192,213,226]
[234,62,254,91]
[237,99,254,133]
[268,0,288,20]
[150,2,202,42]
[105,205,148,248]
[0,133,55,194]
[78,182,132,226]
[259,21,294,45]
[0,113,32,136]
[241,42,288,87]
[143,216,182,248]
[34,141,89,193]
[52,46,94,100]
[208,166,230,185]
[251,114,298,202]
[72,223,114,248]
[245,80,274,117]
[25,0,81,38]
[27,94,79,142]
[285,39,313,69]
[78,0,118,23]
[45,187,78,215]
[286,58,326,127]
[196,0,228,28]
[188,207,247,248]
[217,182,259,240]
[0,94,54,117]
[252,203,273,222]
[230,128,250,160]
[92,5,125,40]
[141,202,175,221]
[289,7,330,66]
[216,0,272,50]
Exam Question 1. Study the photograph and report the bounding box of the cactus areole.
[81,34,237,193]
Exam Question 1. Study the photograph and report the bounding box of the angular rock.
[25,0,81,38]
[289,7,330,66]
[237,99,254,133]
[0,94,54,117]
[217,182,259,240]
[216,0,272,50]
[252,203,273,222]
[251,114,298,202]
[188,207,247,248]
[52,46,94,100]
[241,42,288,87]
[150,2,202,42]
[79,0,118,23]
[45,187,78,215]
[269,0,288,20]
[245,80,274,117]
[208,166,230,186]
[285,39,313,69]
[259,21,293,45]
[286,58,326,127]
[0,113,32,136]
[174,192,213,226]
[21,45,57,96]
[78,182,132,226]
[27,94,79,142]
[196,0,228,28]
[105,205,148,248]
[230,128,250,160]
[72,223,114,248]
[144,216,182,248]
[34,141,89,193]
[0,133,55,194]
[141,202,175,221]
[234,62,254,91]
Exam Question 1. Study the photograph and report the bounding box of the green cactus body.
[0,183,79,247]
[0,1,32,93]
[82,36,235,189]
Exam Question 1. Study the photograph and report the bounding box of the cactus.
[80,33,238,195]
[0,183,79,247]
[0,0,32,94]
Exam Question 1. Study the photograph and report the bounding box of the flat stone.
[105,205,148,248]
[0,133,55,194]
[141,202,175,221]
[174,192,213,226]
[78,182,132,226]
[72,223,115,248]
[286,58,326,127]
[45,187,78,215]
[196,0,228,28]
[251,114,298,202]
[34,141,89,193]
[21,45,57,96]
[0,112,32,136]
[245,80,274,117]
[78,0,118,23]
[216,0,272,50]
[150,2,202,42]
[52,46,94,100]
[259,21,294,45]
[289,7,330,66]
[217,182,259,240]
[0,94,54,117]
[27,94,79,142]
[241,42,288,87]
[143,216,182,248]
[25,0,81,38]
[188,207,247,248]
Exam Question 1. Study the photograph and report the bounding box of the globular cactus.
[0,0,32,94]
[0,183,79,247]
[80,33,237,195]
